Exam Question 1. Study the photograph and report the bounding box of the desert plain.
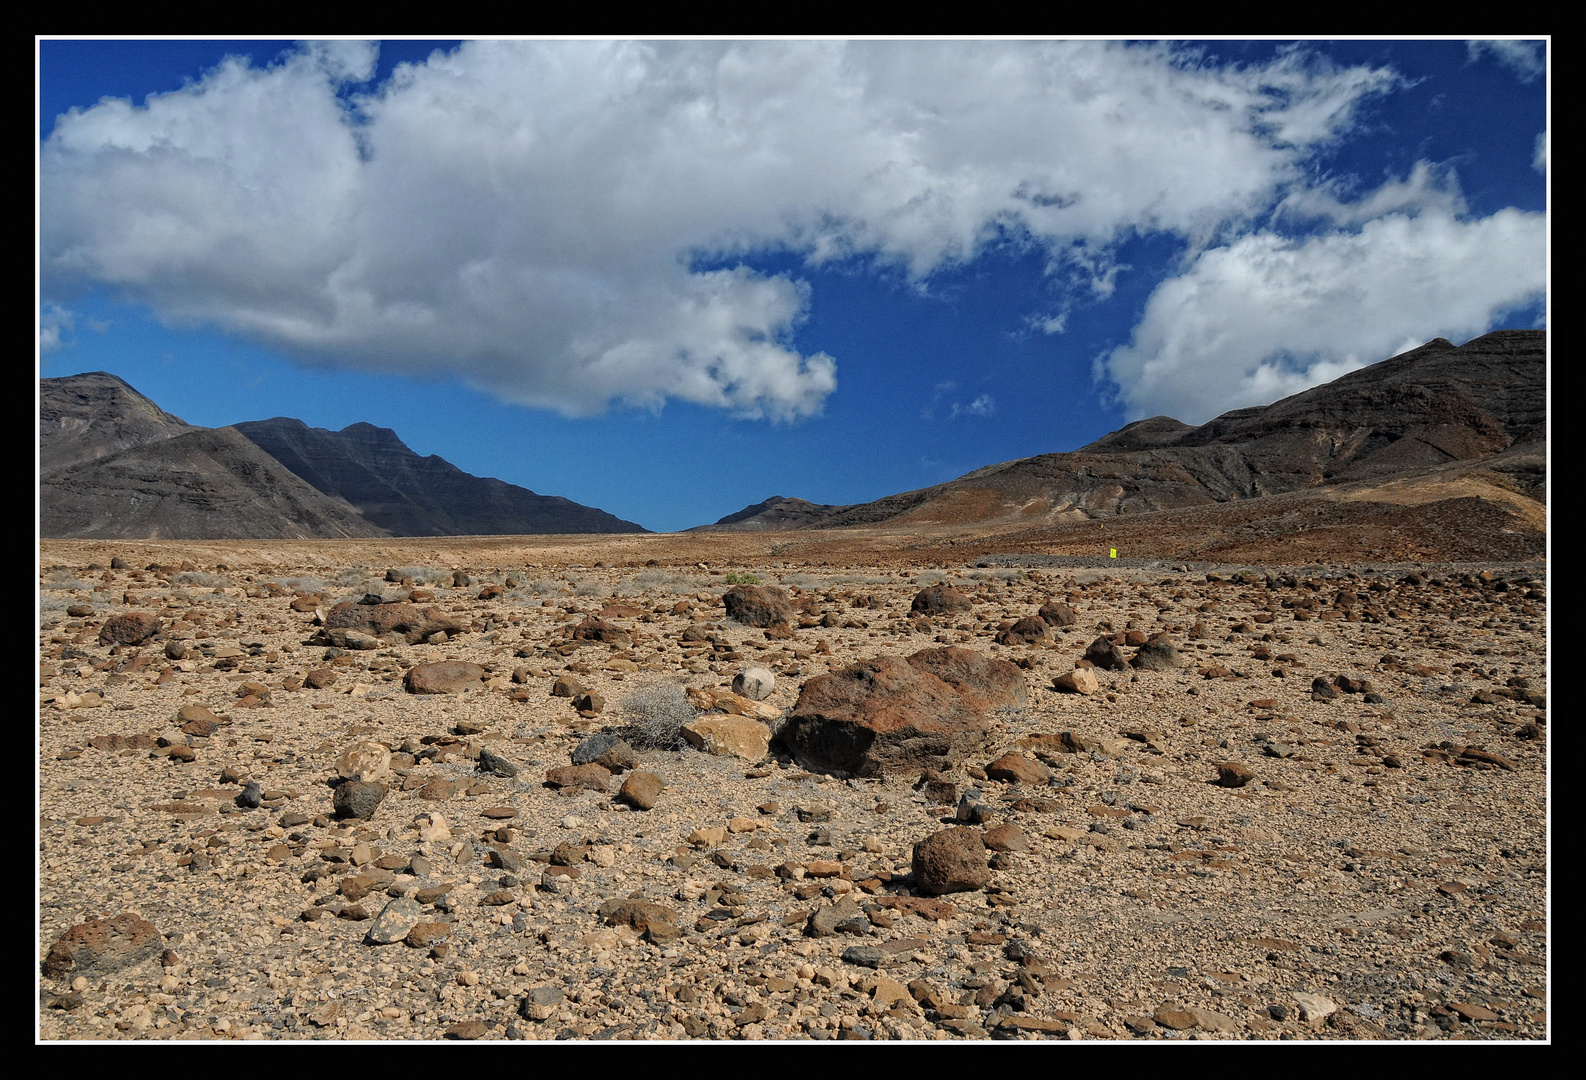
[36,526,1548,1042]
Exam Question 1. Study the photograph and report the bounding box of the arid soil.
[37,532,1548,1041]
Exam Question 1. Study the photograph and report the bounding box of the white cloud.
[1099,206,1547,423]
[1534,130,1548,173]
[39,303,73,352]
[1468,40,1546,82]
[41,40,1400,419]
[960,394,995,419]
[1277,160,1466,227]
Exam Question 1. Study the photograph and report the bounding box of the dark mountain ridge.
[234,418,647,537]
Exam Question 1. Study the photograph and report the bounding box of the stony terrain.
[37,534,1548,1042]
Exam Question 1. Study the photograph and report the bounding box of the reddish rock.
[304,667,338,689]
[912,828,990,896]
[618,771,665,810]
[1037,602,1078,627]
[43,913,163,980]
[97,612,161,646]
[905,646,1028,708]
[722,585,794,628]
[982,823,1029,852]
[781,656,993,777]
[403,661,488,694]
[568,619,630,644]
[323,602,461,644]
[985,752,1050,785]
[1215,762,1256,788]
[545,764,611,792]
[910,586,974,614]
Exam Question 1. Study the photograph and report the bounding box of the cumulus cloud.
[1534,130,1548,172]
[1098,204,1547,423]
[1468,40,1546,82]
[41,40,1401,419]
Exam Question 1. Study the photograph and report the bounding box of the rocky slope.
[813,331,1546,530]
[689,497,853,533]
[40,371,197,475]
[39,426,384,540]
[234,419,648,537]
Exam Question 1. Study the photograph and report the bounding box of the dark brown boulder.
[912,828,990,896]
[1037,601,1078,627]
[904,646,1027,708]
[403,661,488,694]
[995,616,1049,647]
[780,656,992,777]
[323,602,461,644]
[722,585,793,628]
[568,618,631,644]
[910,586,974,614]
[1130,635,1183,671]
[98,612,161,646]
[43,913,163,980]
[544,764,611,792]
[1084,636,1129,671]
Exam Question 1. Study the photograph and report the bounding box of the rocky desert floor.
[36,533,1549,1042]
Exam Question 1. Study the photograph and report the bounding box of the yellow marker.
[1109,548,1117,559]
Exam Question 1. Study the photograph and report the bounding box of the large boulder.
[43,913,163,980]
[323,602,461,644]
[567,618,631,644]
[994,616,1049,647]
[722,585,793,628]
[1131,635,1184,671]
[98,612,161,646]
[1037,601,1078,627]
[779,656,993,777]
[404,661,488,694]
[910,586,974,614]
[904,646,1027,708]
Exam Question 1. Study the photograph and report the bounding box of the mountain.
[810,330,1546,531]
[39,370,197,475]
[688,495,854,532]
[37,373,648,539]
[233,418,647,536]
[39,423,384,540]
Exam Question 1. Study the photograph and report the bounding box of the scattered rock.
[618,771,665,810]
[722,585,794,628]
[97,612,161,646]
[1052,667,1099,695]
[404,661,488,694]
[912,828,990,896]
[732,667,776,701]
[781,655,994,777]
[681,716,772,761]
[44,913,163,980]
[911,586,974,614]
[333,781,387,820]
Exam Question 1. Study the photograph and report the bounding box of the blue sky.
[37,39,1547,532]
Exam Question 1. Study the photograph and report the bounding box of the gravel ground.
[37,542,1548,1042]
